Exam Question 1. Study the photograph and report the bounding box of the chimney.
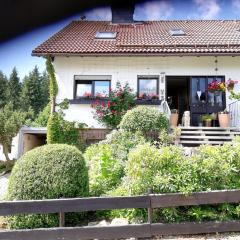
[111,2,134,24]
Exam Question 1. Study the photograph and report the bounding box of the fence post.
[59,212,65,227]
[147,188,153,224]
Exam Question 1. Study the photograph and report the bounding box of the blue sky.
[0,0,240,79]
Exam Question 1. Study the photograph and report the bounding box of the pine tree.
[0,71,8,108]
[20,66,49,116]
[8,67,21,109]
[40,71,50,108]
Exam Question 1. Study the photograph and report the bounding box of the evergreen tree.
[20,66,49,116]
[0,71,8,108]
[8,67,21,109]
[40,71,50,107]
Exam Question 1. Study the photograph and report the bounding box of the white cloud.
[84,7,111,21]
[232,0,240,12]
[193,0,221,19]
[134,1,174,20]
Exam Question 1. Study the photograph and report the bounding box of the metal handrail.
[229,100,240,127]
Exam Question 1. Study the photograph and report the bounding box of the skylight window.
[95,32,117,39]
[170,28,185,36]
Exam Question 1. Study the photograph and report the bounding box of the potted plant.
[170,109,179,127]
[138,92,147,100]
[226,79,238,91]
[207,80,225,93]
[218,109,230,128]
[83,91,92,98]
[201,114,213,127]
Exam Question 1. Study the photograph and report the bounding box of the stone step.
[180,140,227,145]
[179,126,240,130]
[180,131,240,135]
[177,126,240,146]
[180,136,233,140]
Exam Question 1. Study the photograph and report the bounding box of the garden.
[1,58,240,234]
[2,100,240,230]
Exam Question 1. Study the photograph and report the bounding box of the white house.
[32,8,240,128]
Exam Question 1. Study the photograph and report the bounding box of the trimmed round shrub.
[119,106,169,133]
[7,144,89,229]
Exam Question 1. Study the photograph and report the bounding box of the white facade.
[54,55,240,128]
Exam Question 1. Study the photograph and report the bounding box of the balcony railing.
[229,100,240,127]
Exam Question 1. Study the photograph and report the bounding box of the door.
[190,76,226,126]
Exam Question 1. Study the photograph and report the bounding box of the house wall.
[23,134,46,154]
[54,55,240,127]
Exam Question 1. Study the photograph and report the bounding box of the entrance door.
[190,76,226,126]
[166,76,190,123]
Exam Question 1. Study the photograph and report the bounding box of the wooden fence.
[79,128,111,144]
[0,189,240,240]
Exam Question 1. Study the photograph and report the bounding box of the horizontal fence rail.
[151,189,240,208]
[0,196,149,217]
[0,189,240,240]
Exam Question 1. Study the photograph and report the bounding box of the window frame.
[74,78,111,99]
[137,76,159,98]
[95,31,117,39]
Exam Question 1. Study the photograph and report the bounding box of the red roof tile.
[32,20,240,56]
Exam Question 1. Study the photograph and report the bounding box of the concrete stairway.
[178,127,240,146]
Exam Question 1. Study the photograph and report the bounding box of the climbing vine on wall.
[46,56,58,113]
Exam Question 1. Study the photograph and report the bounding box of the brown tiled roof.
[32,20,240,56]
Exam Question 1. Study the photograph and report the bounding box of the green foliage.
[119,106,169,133]
[7,67,21,109]
[0,71,8,108]
[0,104,27,162]
[6,144,89,229]
[47,113,78,146]
[46,56,58,101]
[92,82,136,128]
[111,142,240,223]
[84,144,122,196]
[157,128,181,146]
[20,66,49,116]
[0,160,15,175]
[40,71,50,105]
[84,130,146,196]
[31,105,50,127]
[46,99,86,150]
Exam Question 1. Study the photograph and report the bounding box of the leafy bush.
[31,105,50,127]
[84,130,146,196]
[119,106,169,133]
[0,104,27,171]
[47,113,78,144]
[92,82,136,128]
[111,142,240,223]
[6,144,89,229]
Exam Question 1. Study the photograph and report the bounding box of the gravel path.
[0,173,9,200]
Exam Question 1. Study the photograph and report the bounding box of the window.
[170,28,185,36]
[138,77,159,97]
[95,31,117,39]
[75,80,111,98]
